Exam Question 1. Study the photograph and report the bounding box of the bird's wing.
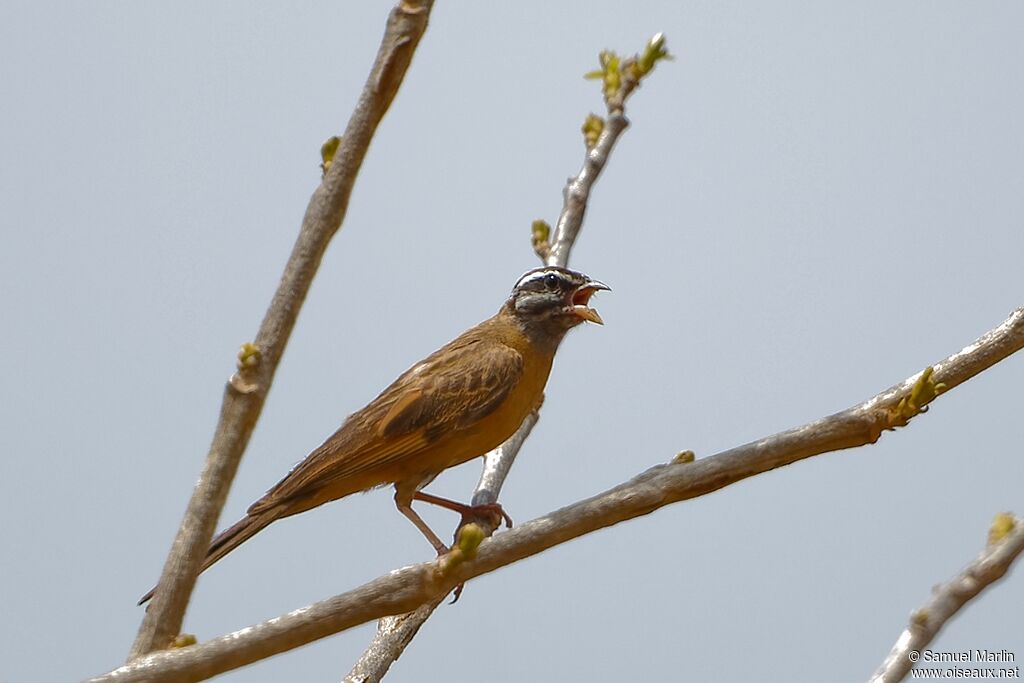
[249,338,523,512]
[378,340,525,436]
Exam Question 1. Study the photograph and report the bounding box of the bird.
[139,265,608,604]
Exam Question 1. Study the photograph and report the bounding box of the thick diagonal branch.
[93,307,1024,683]
[129,0,435,659]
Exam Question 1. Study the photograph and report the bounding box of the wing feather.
[248,336,523,513]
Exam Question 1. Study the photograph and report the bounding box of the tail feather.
[138,512,276,605]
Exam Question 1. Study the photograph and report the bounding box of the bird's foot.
[459,502,513,531]
[411,492,513,605]
[412,491,514,530]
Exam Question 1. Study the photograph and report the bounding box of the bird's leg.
[394,489,513,605]
[410,491,513,606]
[412,491,513,530]
[394,491,449,556]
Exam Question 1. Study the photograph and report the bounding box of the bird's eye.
[544,273,559,288]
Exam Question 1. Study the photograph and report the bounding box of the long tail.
[137,511,276,605]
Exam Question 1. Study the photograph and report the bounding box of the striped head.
[506,266,610,338]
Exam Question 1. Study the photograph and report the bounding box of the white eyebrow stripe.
[513,267,560,289]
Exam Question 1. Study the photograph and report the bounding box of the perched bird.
[140,266,608,604]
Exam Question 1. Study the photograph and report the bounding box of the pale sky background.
[2,2,1023,682]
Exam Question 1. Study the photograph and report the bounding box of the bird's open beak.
[571,279,610,324]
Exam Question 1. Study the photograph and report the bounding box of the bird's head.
[506,266,610,341]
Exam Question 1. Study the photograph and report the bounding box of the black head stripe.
[511,266,586,294]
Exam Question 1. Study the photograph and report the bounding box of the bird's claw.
[459,502,513,530]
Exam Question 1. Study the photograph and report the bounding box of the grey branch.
[472,90,632,516]
[545,112,628,269]
[342,598,446,683]
[343,36,642,683]
[90,308,1024,683]
[128,0,435,659]
[341,412,540,682]
[471,410,541,507]
[868,515,1024,683]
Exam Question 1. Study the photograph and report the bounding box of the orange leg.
[404,491,514,604]
[412,491,513,529]
[394,490,449,555]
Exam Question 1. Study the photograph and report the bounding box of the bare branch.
[471,410,541,508]
[868,514,1024,683]
[129,0,435,659]
[91,308,1024,683]
[341,412,540,682]
[343,34,668,682]
[342,598,445,683]
[544,112,627,269]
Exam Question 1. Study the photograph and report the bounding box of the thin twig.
[91,307,1024,683]
[128,0,435,659]
[868,514,1024,683]
[342,35,660,683]
[544,112,628,269]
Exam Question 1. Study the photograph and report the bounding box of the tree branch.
[868,514,1024,683]
[128,0,435,659]
[342,414,539,683]
[343,34,670,683]
[92,307,1024,682]
[543,112,627,269]
[471,410,541,508]
[342,598,446,683]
